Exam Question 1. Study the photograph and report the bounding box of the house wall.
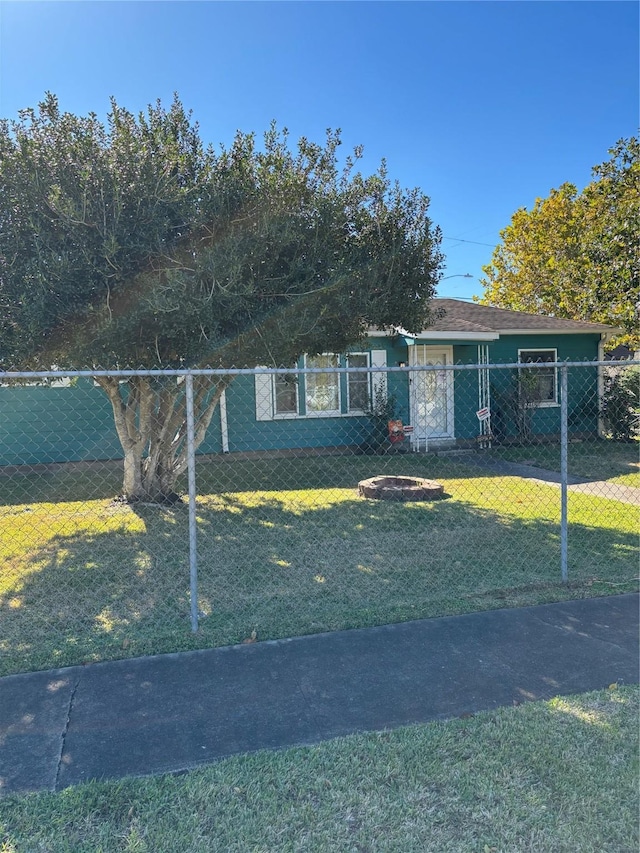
[453,344,486,441]
[0,333,603,466]
[227,338,410,453]
[371,334,600,443]
[370,337,409,422]
[487,334,601,440]
[0,380,122,466]
[0,379,226,466]
[220,374,372,453]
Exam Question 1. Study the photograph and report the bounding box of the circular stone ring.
[358,475,444,501]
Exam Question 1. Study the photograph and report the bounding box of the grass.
[492,438,639,487]
[1,452,637,677]
[1,685,637,852]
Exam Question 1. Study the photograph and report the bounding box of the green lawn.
[1,686,637,853]
[491,438,639,487]
[1,453,637,677]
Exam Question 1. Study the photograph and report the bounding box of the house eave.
[498,327,620,336]
[366,325,620,341]
[412,331,499,341]
[366,329,498,342]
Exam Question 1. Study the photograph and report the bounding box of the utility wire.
[442,235,496,248]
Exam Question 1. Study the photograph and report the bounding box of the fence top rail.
[1,361,638,381]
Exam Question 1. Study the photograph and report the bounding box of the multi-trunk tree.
[0,94,444,501]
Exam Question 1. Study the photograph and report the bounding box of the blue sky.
[1,1,637,300]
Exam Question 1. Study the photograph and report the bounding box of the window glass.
[347,354,370,412]
[306,354,340,413]
[519,350,557,404]
[274,372,298,415]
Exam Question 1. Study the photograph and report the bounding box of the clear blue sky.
[1,1,637,299]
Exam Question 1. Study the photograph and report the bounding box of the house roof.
[369,299,619,341]
[428,300,617,335]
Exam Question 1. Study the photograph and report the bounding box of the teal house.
[0,300,619,465]
[230,299,618,454]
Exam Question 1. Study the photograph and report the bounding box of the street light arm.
[441,273,473,280]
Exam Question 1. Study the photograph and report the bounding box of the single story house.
[0,300,620,465]
[244,299,618,453]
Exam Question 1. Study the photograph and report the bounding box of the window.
[274,372,298,416]
[347,353,370,413]
[254,349,387,421]
[306,354,340,415]
[518,349,558,406]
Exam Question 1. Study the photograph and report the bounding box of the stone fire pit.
[358,475,444,501]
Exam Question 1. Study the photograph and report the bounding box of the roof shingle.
[429,299,616,333]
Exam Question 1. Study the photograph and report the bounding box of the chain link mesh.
[1,361,638,676]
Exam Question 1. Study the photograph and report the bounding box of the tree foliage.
[0,93,443,369]
[0,94,443,500]
[479,137,639,348]
[601,366,640,441]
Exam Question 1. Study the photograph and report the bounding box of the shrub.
[360,389,399,454]
[601,365,640,440]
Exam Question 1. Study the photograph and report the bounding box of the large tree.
[0,94,443,501]
[479,137,639,348]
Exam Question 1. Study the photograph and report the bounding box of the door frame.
[408,345,456,446]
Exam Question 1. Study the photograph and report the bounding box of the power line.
[442,235,496,248]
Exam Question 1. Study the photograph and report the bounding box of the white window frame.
[272,370,300,419]
[304,353,341,417]
[255,351,387,421]
[518,348,559,408]
[346,352,371,414]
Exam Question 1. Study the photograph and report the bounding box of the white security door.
[409,346,455,443]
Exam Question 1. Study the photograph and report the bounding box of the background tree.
[0,94,444,502]
[479,137,639,348]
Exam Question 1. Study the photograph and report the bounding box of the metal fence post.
[185,373,199,632]
[560,364,568,583]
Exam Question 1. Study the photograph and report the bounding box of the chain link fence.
[1,361,638,676]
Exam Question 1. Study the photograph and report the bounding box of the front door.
[409,345,455,445]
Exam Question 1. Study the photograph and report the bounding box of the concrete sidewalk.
[464,454,640,505]
[1,594,638,797]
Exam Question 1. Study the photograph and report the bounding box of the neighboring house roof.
[370,299,619,340]
[604,343,634,360]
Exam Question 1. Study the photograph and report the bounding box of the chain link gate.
[1,361,638,676]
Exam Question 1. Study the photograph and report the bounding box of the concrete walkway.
[1,593,637,797]
[465,455,640,505]
[567,480,640,504]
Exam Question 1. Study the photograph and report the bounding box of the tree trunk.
[123,445,145,497]
[96,375,230,504]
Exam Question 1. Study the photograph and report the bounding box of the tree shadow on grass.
[1,440,636,509]
[1,490,637,676]
[191,451,512,493]
[0,451,501,508]
[0,461,123,506]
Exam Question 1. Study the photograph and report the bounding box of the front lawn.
[1,686,637,852]
[1,454,636,676]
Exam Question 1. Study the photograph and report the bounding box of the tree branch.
[173,377,232,476]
